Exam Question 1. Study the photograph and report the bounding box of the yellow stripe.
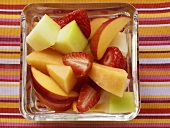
[139,26,170,35]
[0,84,19,87]
[139,12,170,18]
[1,0,170,4]
[0,49,20,53]
[0,28,20,36]
[0,53,20,59]
[0,14,20,19]
[0,71,20,76]
[142,103,170,109]
[139,48,170,52]
[140,71,170,76]
[0,102,19,108]
[0,95,19,98]
[141,83,170,87]
[139,53,170,58]
[141,95,170,98]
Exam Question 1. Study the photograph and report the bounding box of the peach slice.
[31,67,79,101]
[90,17,131,60]
[89,17,109,40]
[34,89,72,112]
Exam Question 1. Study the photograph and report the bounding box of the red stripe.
[133,2,170,8]
[0,115,23,119]
[0,108,19,113]
[140,79,170,82]
[140,108,170,114]
[140,64,170,69]
[0,11,21,15]
[0,79,20,82]
[139,42,170,46]
[0,43,20,46]
[139,20,170,25]
[0,37,20,42]
[0,21,20,26]
[0,4,25,9]
[0,64,20,68]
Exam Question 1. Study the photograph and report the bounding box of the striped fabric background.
[0,0,170,127]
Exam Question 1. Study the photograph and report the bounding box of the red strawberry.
[54,9,91,39]
[99,46,126,69]
[77,84,100,112]
[62,52,93,77]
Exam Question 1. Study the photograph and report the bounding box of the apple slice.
[34,89,72,112]
[26,14,60,51]
[109,32,128,57]
[90,16,131,60]
[26,48,64,74]
[31,67,79,102]
[89,17,109,40]
[53,20,88,54]
[88,63,128,97]
[47,65,77,93]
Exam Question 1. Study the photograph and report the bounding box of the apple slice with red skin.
[34,89,72,112]
[90,16,131,60]
[31,67,79,102]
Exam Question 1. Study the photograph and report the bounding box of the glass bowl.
[20,2,140,121]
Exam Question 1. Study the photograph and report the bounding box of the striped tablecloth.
[0,0,170,127]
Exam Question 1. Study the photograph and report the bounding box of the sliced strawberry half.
[98,46,127,69]
[54,9,91,39]
[62,52,93,77]
[76,84,100,112]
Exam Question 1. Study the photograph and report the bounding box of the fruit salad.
[26,9,136,113]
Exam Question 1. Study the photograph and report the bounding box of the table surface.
[0,0,170,127]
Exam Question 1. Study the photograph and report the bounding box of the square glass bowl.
[20,2,140,121]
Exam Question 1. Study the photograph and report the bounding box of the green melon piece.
[53,20,88,54]
[107,92,136,113]
[26,14,60,51]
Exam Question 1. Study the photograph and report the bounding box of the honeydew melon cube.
[53,20,88,54]
[26,14,60,51]
[107,92,136,113]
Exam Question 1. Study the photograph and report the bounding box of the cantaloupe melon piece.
[47,65,77,93]
[88,63,128,97]
[26,48,63,74]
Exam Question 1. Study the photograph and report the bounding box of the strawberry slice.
[99,46,127,69]
[76,84,100,112]
[62,52,93,77]
[54,9,91,39]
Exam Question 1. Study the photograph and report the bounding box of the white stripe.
[0,113,22,116]
[0,86,19,95]
[139,45,170,49]
[139,58,170,64]
[0,46,20,50]
[141,87,170,96]
[0,58,20,64]
[137,7,170,11]
[0,81,20,85]
[140,82,170,85]
[139,24,170,27]
[0,9,22,12]
[0,25,20,28]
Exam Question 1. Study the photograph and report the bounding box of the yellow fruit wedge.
[26,48,64,74]
[47,65,77,93]
[88,63,128,97]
